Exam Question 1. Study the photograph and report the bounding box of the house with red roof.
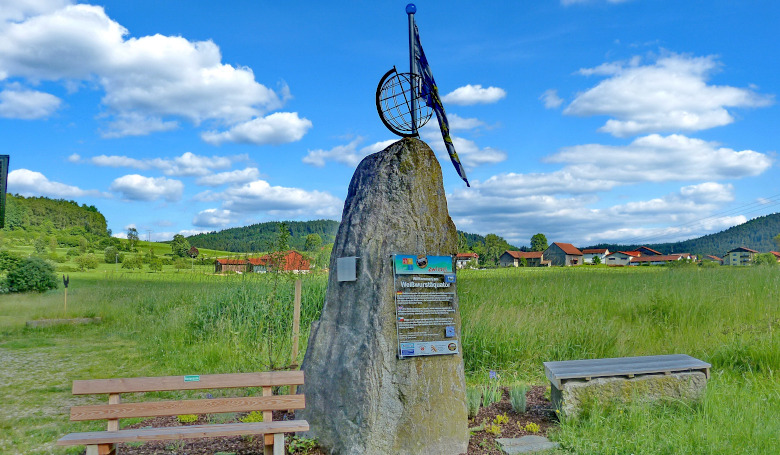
[631,246,662,256]
[455,252,479,269]
[499,250,549,267]
[248,250,311,273]
[702,255,723,265]
[771,252,780,262]
[215,258,248,273]
[543,242,583,266]
[582,248,610,264]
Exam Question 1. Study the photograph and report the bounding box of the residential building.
[582,248,609,264]
[771,252,780,262]
[248,250,310,273]
[722,247,758,266]
[605,251,640,266]
[544,242,583,266]
[455,252,479,269]
[499,250,549,267]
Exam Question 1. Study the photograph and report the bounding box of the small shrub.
[524,422,540,433]
[510,385,529,413]
[485,423,501,435]
[494,413,509,425]
[466,387,482,419]
[288,436,317,454]
[240,411,264,423]
[481,381,502,407]
[5,257,58,293]
[177,414,197,423]
[74,254,99,271]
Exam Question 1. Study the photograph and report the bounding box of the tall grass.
[1,265,778,454]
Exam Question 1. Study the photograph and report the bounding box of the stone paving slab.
[496,435,561,454]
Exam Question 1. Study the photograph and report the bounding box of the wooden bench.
[57,371,308,455]
[544,354,711,416]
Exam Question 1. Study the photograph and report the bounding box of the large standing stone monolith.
[300,138,468,454]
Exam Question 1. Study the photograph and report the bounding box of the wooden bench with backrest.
[57,371,308,455]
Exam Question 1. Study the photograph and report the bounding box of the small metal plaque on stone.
[337,256,358,282]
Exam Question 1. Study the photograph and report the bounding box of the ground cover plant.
[0,266,777,453]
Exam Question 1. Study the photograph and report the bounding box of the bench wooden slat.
[543,354,711,388]
[73,371,304,395]
[70,395,305,421]
[57,420,310,446]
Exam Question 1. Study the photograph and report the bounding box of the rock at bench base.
[496,436,561,454]
[552,371,707,418]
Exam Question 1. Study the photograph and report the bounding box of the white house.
[582,248,609,264]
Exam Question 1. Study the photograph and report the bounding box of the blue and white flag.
[413,24,470,187]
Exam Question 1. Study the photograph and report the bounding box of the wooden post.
[63,288,67,314]
[263,386,274,454]
[290,279,302,396]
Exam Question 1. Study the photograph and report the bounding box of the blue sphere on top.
[406,4,416,14]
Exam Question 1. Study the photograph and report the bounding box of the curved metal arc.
[376,67,418,138]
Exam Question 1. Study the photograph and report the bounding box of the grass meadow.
[0,266,778,454]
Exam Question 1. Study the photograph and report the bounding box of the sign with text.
[393,254,458,358]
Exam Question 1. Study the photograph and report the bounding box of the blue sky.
[2,0,778,247]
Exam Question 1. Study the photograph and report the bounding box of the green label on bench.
[184,375,200,382]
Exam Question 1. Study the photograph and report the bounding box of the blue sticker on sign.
[444,274,456,283]
[445,326,456,338]
[400,343,415,356]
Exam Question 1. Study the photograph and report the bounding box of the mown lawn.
[0,265,777,454]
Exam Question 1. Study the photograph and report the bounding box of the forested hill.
[586,212,780,256]
[186,220,340,252]
[3,194,108,236]
[186,219,504,254]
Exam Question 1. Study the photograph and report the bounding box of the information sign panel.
[393,254,459,358]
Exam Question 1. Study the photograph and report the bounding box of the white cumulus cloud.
[303,138,396,167]
[109,174,183,202]
[86,152,235,177]
[196,168,261,187]
[565,53,773,137]
[547,134,773,182]
[540,89,564,109]
[0,87,61,119]
[8,168,104,198]
[192,208,233,227]
[0,3,309,142]
[208,179,342,218]
[201,112,312,146]
[442,84,507,105]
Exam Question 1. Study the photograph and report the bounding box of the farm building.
[632,246,662,256]
[771,252,780,262]
[702,255,723,265]
[455,252,479,269]
[629,254,689,266]
[605,251,640,266]
[582,248,609,264]
[544,242,583,266]
[499,250,548,267]
[248,250,310,273]
[215,258,248,273]
[722,247,758,266]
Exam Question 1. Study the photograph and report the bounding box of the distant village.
[456,244,780,269]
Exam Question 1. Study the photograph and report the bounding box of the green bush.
[5,257,58,293]
[0,250,23,272]
[466,387,482,419]
[509,385,529,413]
[74,254,99,271]
[121,255,143,270]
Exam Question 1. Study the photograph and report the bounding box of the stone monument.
[300,138,468,454]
